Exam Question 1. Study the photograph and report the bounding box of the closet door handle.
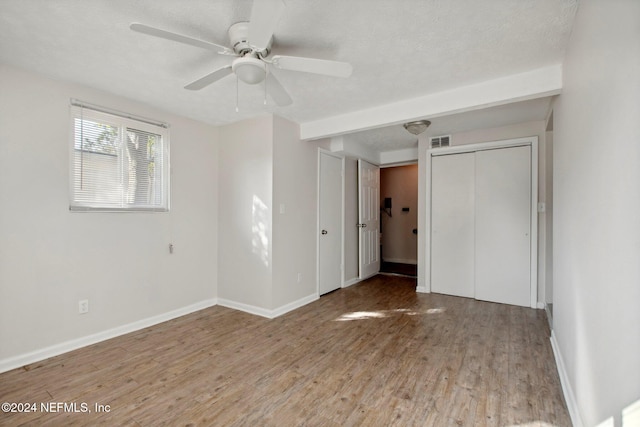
[321,230,328,235]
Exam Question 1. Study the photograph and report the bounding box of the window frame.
[69,102,170,212]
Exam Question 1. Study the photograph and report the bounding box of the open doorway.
[380,164,418,277]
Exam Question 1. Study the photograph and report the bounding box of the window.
[69,102,169,211]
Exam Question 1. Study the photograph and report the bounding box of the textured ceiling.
[0,0,577,150]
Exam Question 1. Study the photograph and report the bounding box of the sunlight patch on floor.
[505,422,559,427]
[334,307,446,321]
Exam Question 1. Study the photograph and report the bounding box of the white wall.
[218,114,319,314]
[544,125,554,311]
[553,1,640,425]
[380,164,418,264]
[272,115,317,308]
[0,65,218,369]
[417,136,429,292]
[333,135,379,165]
[451,121,545,147]
[218,116,274,310]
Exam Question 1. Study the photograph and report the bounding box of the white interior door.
[319,152,343,295]
[430,153,476,298]
[475,146,531,306]
[358,159,380,279]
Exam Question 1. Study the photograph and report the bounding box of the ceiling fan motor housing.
[228,22,271,56]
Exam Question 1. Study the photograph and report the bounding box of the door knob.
[321,230,328,235]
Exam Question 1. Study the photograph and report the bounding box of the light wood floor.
[0,275,571,426]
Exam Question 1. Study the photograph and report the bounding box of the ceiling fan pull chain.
[264,69,268,105]
[235,74,239,113]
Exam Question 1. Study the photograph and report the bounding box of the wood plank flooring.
[0,275,571,426]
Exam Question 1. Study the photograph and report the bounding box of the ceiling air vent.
[430,135,451,149]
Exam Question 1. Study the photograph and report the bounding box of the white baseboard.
[545,305,553,330]
[217,298,272,318]
[416,286,429,293]
[343,277,361,288]
[359,271,378,281]
[550,330,584,427]
[0,298,217,374]
[383,258,417,265]
[218,293,318,319]
[271,294,318,318]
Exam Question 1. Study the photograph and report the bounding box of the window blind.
[70,103,170,212]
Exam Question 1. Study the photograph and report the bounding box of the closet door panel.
[475,146,531,306]
[430,153,475,298]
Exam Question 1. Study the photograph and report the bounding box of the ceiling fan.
[130,0,353,106]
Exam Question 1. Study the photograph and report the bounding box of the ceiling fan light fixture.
[232,56,266,84]
[403,120,431,135]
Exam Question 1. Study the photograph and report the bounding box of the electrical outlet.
[78,299,89,314]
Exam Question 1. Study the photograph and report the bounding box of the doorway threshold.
[380,262,417,278]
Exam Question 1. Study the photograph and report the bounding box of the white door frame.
[423,136,539,308]
[316,149,345,295]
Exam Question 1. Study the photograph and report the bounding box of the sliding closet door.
[430,153,475,298]
[475,146,531,306]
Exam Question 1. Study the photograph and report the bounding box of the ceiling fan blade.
[271,55,353,78]
[266,72,292,106]
[248,0,285,50]
[130,23,234,55]
[185,66,233,90]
